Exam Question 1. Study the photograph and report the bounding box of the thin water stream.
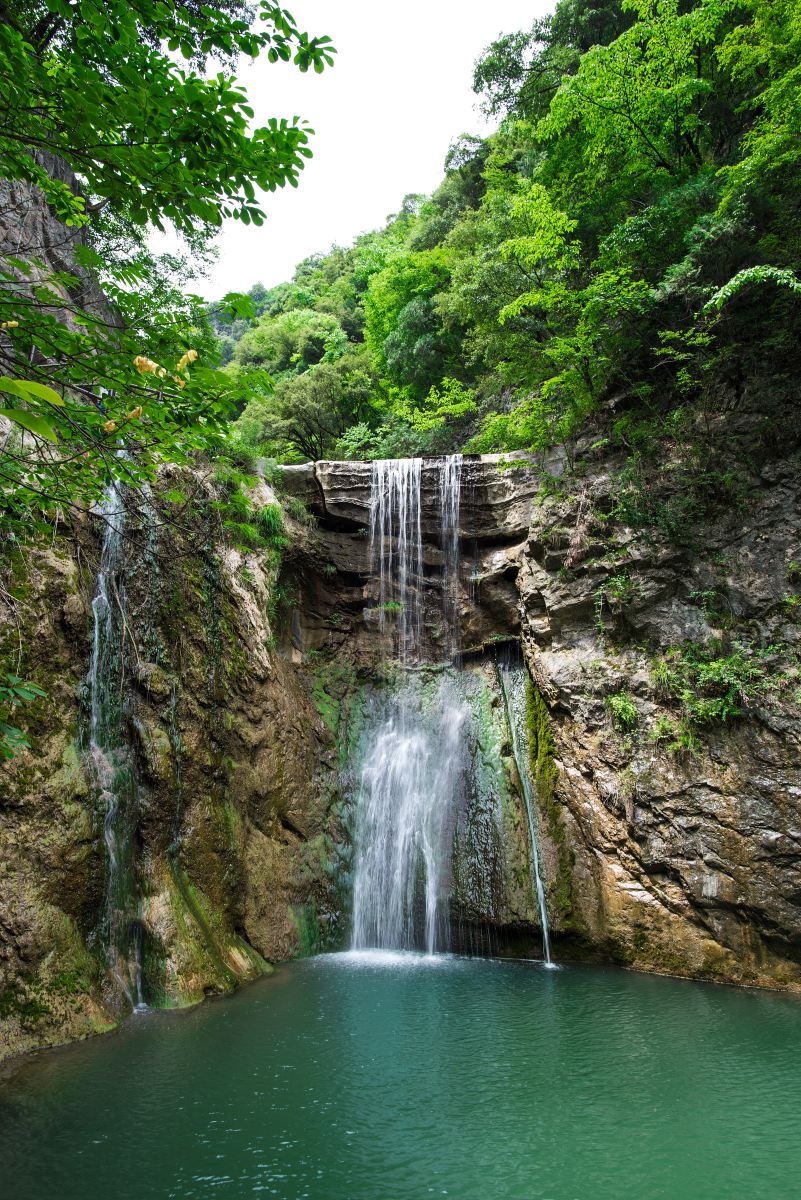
[87,485,144,1009]
[497,651,553,964]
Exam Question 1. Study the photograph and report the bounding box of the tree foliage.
[222,0,800,466]
[0,1,334,230]
[0,0,334,540]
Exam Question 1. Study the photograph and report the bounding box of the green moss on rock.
[526,679,576,923]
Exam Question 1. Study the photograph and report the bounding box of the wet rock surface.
[0,472,342,1059]
[281,448,801,991]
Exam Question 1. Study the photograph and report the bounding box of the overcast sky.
[192,0,551,300]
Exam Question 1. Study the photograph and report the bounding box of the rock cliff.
[0,472,342,1058]
[2,426,800,1060]
[280,440,801,991]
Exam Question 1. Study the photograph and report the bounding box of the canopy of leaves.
[0,0,334,540]
[221,0,800,468]
[233,308,348,377]
[0,1,334,231]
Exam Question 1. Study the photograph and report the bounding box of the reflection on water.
[2,957,801,1200]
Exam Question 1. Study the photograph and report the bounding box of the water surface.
[2,953,800,1199]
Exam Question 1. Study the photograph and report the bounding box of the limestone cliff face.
[0,473,341,1059]
[517,440,801,990]
[2,431,799,1061]
[280,453,538,662]
[281,445,801,992]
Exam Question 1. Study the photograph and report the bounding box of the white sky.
[193,0,551,300]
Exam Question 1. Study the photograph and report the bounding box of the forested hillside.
[220,0,801,493]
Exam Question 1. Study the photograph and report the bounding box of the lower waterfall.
[351,676,469,954]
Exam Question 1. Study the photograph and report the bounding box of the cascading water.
[88,485,145,1008]
[351,457,466,953]
[351,455,554,961]
[497,650,553,965]
[351,677,469,953]
[369,457,423,662]
[439,454,462,657]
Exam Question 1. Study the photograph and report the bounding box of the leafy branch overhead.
[0,1,335,230]
[0,0,335,543]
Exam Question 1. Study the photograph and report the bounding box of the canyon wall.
[2,427,800,1060]
[0,475,342,1058]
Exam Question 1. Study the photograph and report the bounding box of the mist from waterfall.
[88,485,145,1008]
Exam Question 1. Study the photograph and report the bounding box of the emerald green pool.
[2,952,801,1199]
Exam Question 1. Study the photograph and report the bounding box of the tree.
[0,0,335,539]
[539,0,733,187]
[236,348,377,461]
[0,1,335,231]
[473,0,630,120]
[233,309,348,376]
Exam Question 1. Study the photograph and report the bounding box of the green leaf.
[0,377,31,402]
[220,292,257,320]
[0,409,58,442]
[17,381,65,406]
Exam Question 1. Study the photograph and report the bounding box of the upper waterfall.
[369,457,424,662]
[367,455,463,664]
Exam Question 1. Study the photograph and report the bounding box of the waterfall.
[497,651,553,965]
[439,454,462,657]
[88,485,145,1008]
[351,677,469,953]
[352,456,553,961]
[368,455,462,663]
[352,457,469,954]
[369,457,423,663]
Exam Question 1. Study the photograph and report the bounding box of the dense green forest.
[215,0,800,488]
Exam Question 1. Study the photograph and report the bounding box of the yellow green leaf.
[0,408,58,442]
